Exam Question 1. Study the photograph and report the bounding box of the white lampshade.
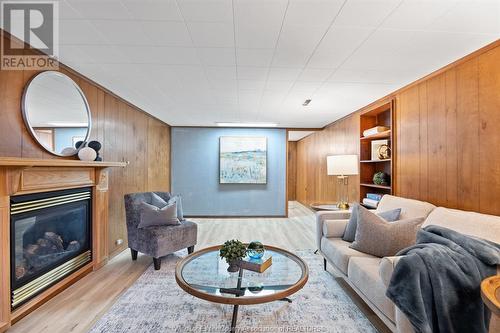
[327,155,359,176]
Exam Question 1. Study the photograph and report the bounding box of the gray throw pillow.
[342,204,402,242]
[168,195,185,221]
[138,201,180,228]
[349,206,424,257]
[150,192,167,208]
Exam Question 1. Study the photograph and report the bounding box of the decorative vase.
[247,241,265,260]
[227,260,240,273]
[373,172,390,186]
[78,146,97,161]
[88,140,102,161]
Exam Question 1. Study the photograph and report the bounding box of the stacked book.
[362,126,389,137]
[362,193,383,208]
[238,253,272,273]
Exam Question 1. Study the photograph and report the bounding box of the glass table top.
[177,247,308,302]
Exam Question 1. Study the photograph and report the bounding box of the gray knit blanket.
[386,225,500,333]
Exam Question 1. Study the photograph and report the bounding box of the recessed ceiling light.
[302,99,312,106]
[216,122,278,128]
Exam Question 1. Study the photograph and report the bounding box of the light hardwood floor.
[9,202,317,333]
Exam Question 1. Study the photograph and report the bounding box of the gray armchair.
[124,192,197,270]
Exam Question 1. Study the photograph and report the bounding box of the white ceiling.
[6,0,500,128]
[288,130,316,141]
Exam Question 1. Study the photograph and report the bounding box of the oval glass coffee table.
[175,245,309,332]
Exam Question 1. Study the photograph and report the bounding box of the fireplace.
[10,187,92,308]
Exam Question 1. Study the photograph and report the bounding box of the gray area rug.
[89,250,377,333]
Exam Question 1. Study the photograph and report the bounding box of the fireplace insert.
[10,187,92,308]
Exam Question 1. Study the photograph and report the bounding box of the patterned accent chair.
[124,192,197,270]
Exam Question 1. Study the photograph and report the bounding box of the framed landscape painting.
[219,136,267,184]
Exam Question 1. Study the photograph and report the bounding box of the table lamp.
[327,155,359,209]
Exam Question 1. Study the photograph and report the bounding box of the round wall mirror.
[22,71,92,156]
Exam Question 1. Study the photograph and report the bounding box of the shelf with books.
[359,130,391,141]
[359,100,395,203]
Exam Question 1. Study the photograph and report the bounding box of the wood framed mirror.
[22,71,92,156]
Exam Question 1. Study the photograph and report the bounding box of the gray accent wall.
[171,127,287,216]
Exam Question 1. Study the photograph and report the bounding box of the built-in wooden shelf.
[0,157,127,168]
[359,100,395,203]
[360,159,391,163]
[360,183,392,190]
[359,130,391,141]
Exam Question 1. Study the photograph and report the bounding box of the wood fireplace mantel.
[0,158,126,332]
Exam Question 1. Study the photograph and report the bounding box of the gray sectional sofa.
[316,195,500,333]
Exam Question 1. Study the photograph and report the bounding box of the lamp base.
[337,202,349,210]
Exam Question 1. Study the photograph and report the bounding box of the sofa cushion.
[138,201,180,228]
[351,206,425,257]
[322,219,349,238]
[379,256,402,287]
[376,195,435,220]
[168,195,185,221]
[151,192,168,208]
[342,204,402,242]
[423,207,500,244]
[321,237,377,275]
[348,257,396,322]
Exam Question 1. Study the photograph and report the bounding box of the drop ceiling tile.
[141,21,193,46]
[64,44,128,64]
[118,46,200,65]
[59,20,109,45]
[237,67,269,81]
[187,22,234,47]
[178,0,233,22]
[198,48,235,66]
[308,25,374,68]
[66,0,133,20]
[236,49,274,67]
[267,67,302,81]
[271,49,311,67]
[205,66,238,82]
[238,80,267,91]
[334,0,401,27]
[91,20,151,45]
[122,0,183,21]
[235,23,282,49]
[290,81,322,94]
[234,0,288,26]
[297,68,333,82]
[426,1,500,34]
[329,68,413,84]
[265,80,295,91]
[276,24,326,53]
[381,0,457,31]
[285,0,344,28]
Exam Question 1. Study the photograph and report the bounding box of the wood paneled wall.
[0,32,170,256]
[296,40,500,216]
[287,141,297,201]
[296,114,360,206]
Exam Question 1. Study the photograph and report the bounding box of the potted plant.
[219,239,247,272]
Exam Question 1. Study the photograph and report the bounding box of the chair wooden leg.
[153,257,161,270]
[130,249,138,261]
[188,246,195,254]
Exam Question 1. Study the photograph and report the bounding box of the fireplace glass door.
[10,188,92,308]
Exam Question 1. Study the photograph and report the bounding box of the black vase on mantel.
[88,141,102,161]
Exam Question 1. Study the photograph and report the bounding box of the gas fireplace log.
[66,240,81,252]
[36,238,59,255]
[44,232,64,251]
[15,262,27,279]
